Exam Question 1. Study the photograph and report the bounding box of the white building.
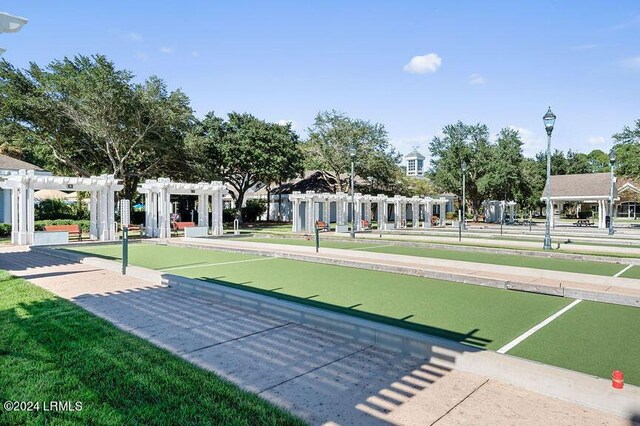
[0,155,51,224]
[404,150,426,178]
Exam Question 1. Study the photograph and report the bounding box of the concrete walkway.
[174,238,640,306]
[0,246,633,425]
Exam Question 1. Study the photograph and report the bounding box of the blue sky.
[1,1,639,161]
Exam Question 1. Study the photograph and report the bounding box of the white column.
[322,199,330,223]
[98,189,109,240]
[197,194,207,227]
[90,192,98,240]
[424,200,432,228]
[412,202,419,228]
[10,188,18,244]
[353,197,362,230]
[439,201,446,226]
[379,200,388,230]
[25,187,34,245]
[306,198,315,232]
[3,189,10,223]
[107,189,116,240]
[598,200,604,228]
[291,199,298,232]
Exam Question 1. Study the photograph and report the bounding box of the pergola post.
[197,194,207,227]
[379,196,388,230]
[424,198,432,228]
[89,192,98,239]
[411,198,420,228]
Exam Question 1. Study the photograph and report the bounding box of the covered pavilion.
[541,173,617,228]
[138,178,227,238]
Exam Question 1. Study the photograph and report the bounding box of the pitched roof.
[404,150,425,160]
[0,154,45,171]
[541,173,612,199]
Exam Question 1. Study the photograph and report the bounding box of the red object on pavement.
[612,370,624,389]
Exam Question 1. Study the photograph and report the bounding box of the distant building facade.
[0,154,51,224]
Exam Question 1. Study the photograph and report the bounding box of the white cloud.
[115,31,143,42]
[160,46,174,54]
[191,51,200,58]
[587,136,605,146]
[572,44,599,50]
[509,126,546,157]
[403,53,442,74]
[135,52,149,61]
[621,55,640,70]
[468,73,485,85]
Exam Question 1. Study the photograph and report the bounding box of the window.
[417,159,424,171]
[407,160,416,172]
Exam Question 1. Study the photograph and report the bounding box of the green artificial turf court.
[0,271,303,425]
[508,300,640,386]
[237,237,628,276]
[66,243,572,351]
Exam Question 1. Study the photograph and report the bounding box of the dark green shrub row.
[34,219,91,232]
[35,199,89,221]
[0,224,11,237]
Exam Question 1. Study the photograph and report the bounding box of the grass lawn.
[508,301,640,387]
[237,237,627,276]
[66,244,571,351]
[0,271,304,425]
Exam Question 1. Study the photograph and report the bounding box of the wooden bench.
[361,220,371,230]
[573,219,594,227]
[315,220,329,232]
[43,224,82,241]
[172,221,195,236]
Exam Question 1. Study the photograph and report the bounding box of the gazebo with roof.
[541,173,617,228]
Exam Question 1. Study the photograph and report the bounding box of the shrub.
[445,211,456,220]
[35,219,91,233]
[241,199,266,223]
[223,208,238,223]
[35,199,75,220]
[0,223,11,237]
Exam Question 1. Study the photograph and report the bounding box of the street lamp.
[461,161,467,231]
[543,107,556,250]
[350,147,356,239]
[609,148,616,235]
[0,12,29,55]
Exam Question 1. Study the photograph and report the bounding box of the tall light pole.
[609,148,616,235]
[461,161,467,230]
[0,12,29,55]
[543,107,556,250]
[350,147,356,239]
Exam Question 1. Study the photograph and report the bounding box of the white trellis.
[0,169,122,245]
[137,178,227,238]
[290,191,451,233]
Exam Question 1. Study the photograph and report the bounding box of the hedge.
[0,224,11,237]
[34,220,91,232]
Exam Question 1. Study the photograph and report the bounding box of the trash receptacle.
[605,215,611,228]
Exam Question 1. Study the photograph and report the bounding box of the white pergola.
[138,178,227,238]
[0,169,122,245]
[289,191,449,233]
[483,200,517,224]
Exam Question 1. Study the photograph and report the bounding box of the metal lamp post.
[350,147,356,239]
[609,148,616,235]
[543,107,556,250]
[461,161,467,231]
